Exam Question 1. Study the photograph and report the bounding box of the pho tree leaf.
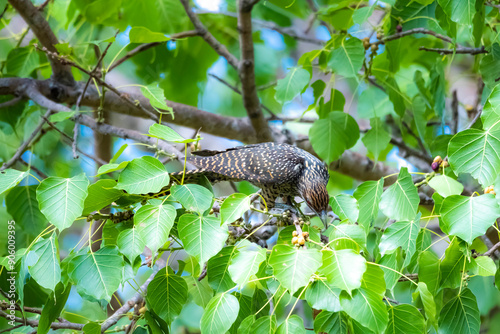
[82,179,123,215]
[117,228,146,261]
[327,37,364,78]
[149,123,194,143]
[228,241,266,286]
[275,67,311,104]
[135,204,176,255]
[68,247,124,302]
[37,174,89,231]
[309,111,360,164]
[201,293,239,334]
[221,193,251,225]
[129,26,169,43]
[379,213,421,266]
[116,156,170,194]
[354,179,384,231]
[379,167,419,221]
[171,184,213,214]
[0,169,27,195]
[319,249,366,295]
[362,117,391,162]
[428,175,464,197]
[438,289,480,334]
[147,268,188,323]
[178,214,228,264]
[27,235,60,291]
[386,304,425,334]
[330,194,359,223]
[440,194,500,244]
[269,244,321,294]
[276,314,306,334]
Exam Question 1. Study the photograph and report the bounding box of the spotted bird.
[171,142,330,225]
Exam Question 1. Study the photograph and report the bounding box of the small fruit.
[431,162,439,172]
[465,104,474,112]
[139,306,146,314]
[302,231,309,239]
[297,236,305,245]
[377,32,383,40]
[362,37,370,50]
[433,156,443,164]
[371,44,378,52]
[485,186,496,195]
[441,160,449,168]
[396,24,402,33]
[292,236,299,244]
[292,231,298,237]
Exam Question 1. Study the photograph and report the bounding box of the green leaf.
[386,304,425,334]
[330,223,366,251]
[269,244,322,294]
[148,123,194,143]
[357,87,395,119]
[140,84,172,113]
[327,37,364,78]
[379,213,421,266]
[438,289,480,334]
[129,26,170,43]
[27,235,60,291]
[117,228,146,261]
[0,169,28,195]
[82,179,123,215]
[201,293,239,334]
[309,111,360,164]
[96,161,129,176]
[379,249,403,291]
[275,67,311,104]
[305,279,342,312]
[428,175,464,197]
[178,214,228,264]
[38,283,71,334]
[418,251,440,294]
[448,124,500,187]
[314,311,348,334]
[482,83,500,129]
[49,111,75,122]
[413,282,437,326]
[479,44,500,88]
[362,118,391,163]
[276,314,306,334]
[184,275,213,308]
[135,204,176,255]
[221,193,251,225]
[379,167,419,221]
[68,247,124,302]
[6,185,47,235]
[116,156,170,194]
[354,179,384,231]
[147,268,188,322]
[440,238,467,289]
[6,46,40,77]
[171,184,213,214]
[437,0,476,26]
[472,256,496,276]
[440,194,500,244]
[340,287,388,333]
[37,174,89,231]
[207,246,237,292]
[250,315,277,333]
[228,241,266,286]
[82,322,101,334]
[352,5,374,24]
[330,194,358,223]
[319,249,367,295]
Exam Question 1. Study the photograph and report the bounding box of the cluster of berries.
[484,186,496,196]
[431,156,449,172]
[292,231,309,246]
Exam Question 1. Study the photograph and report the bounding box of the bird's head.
[299,160,330,227]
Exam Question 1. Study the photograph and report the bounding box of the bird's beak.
[320,210,328,228]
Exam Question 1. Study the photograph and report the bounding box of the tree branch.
[0,310,84,330]
[237,0,273,142]
[7,0,74,85]
[179,0,239,69]
[0,95,22,109]
[373,27,453,45]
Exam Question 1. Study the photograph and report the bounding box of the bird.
[170,142,330,225]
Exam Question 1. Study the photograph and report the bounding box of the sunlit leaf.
[116,156,170,194]
[379,167,419,221]
[275,67,310,104]
[201,293,239,334]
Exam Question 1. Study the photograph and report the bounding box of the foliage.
[1,0,500,333]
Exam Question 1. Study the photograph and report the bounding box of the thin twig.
[19,158,48,179]
[0,109,52,171]
[483,241,500,258]
[402,121,427,155]
[451,90,459,134]
[390,136,432,164]
[179,0,239,69]
[373,27,453,45]
[419,46,487,55]
[0,95,22,108]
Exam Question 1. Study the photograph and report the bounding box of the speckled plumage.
[172,142,330,218]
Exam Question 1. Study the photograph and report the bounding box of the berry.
[396,25,402,33]
[433,156,443,164]
[431,162,439,171]
[465,104,474,112]
[441,160,449,168]
[297,236,305,245]
[371,44,378,52]
[139,307,146,314]
[292,231,298,237]
[377,32,383,40]
[292,236,299,245]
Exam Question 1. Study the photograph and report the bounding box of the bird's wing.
[190,144,304,184]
